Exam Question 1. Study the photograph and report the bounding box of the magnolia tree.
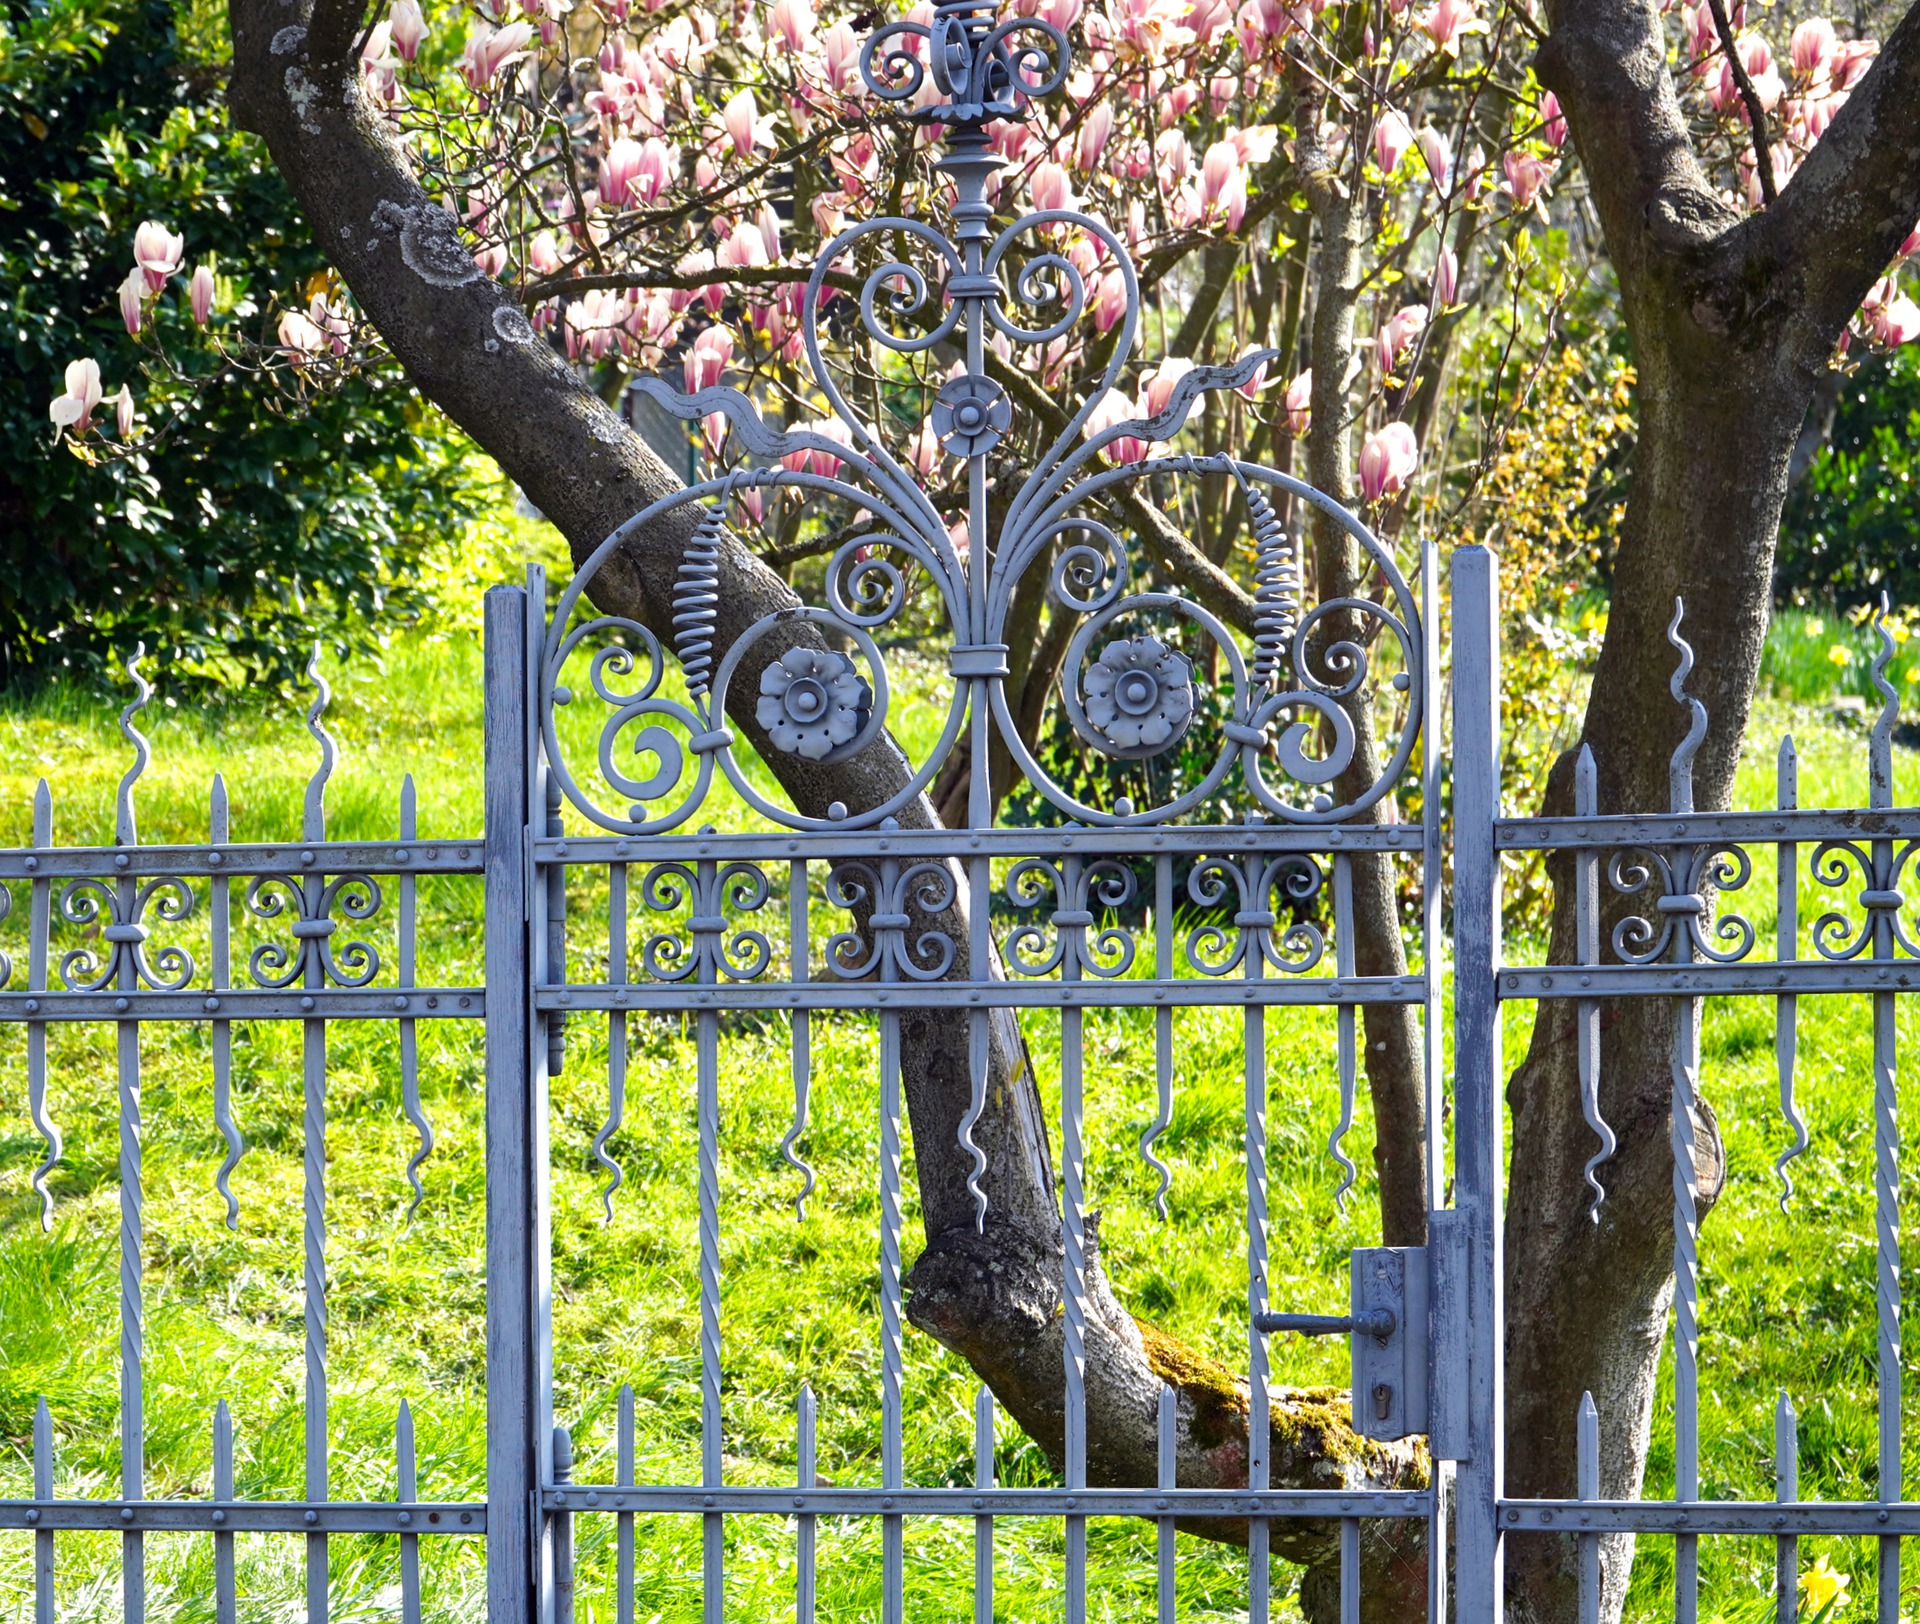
[49,0,1920,1611]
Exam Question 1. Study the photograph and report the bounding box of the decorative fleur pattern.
[638,862,775,983]
[245,874,384,988]
[825,859,958,982]
[1002,858,1137,978]
[1183,856,1327,977]
[57,878,198,992]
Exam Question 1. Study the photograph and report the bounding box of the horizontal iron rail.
[1497,808,1920,850]
[0,988,484,1021]
[1498,963,1920,998]
[0,1500,485,1533]
[538,977,1426,1011]
[0,842,483,879]
[1501,1498,1920,1535]
[541,1486,1430,1518]
[534,825,1428,864]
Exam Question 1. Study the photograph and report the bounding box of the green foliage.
[1777,349,1920,615]
[0,0,492,690]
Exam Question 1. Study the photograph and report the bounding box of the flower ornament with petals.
[1080,636,1195,757]
[932,374,1012,456]
[757,647,874,759]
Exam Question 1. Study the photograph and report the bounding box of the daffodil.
[1828,644,1854,667]
[1800,1553,1851,1618]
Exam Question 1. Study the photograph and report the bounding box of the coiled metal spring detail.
[672,506,726,703]
[1242,475,1298,690]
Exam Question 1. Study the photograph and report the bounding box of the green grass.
[2,622,1918,1623]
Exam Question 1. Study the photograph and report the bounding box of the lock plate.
[1349,1246,1429,1442]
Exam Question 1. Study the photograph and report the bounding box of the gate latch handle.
[1254,1307,1397,1340]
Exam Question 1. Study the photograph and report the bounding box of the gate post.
[1450,545,1504,1623]
[484,584,538,1624]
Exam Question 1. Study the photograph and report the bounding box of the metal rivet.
[26,999,39,1014]
[553,1493,566,1506]
[970,992,980,1002]
[882,1497,893,1509]
[878,839,889,851]
[1156,1498,1168,1510]
[24,856,38,870]
[1507,1509,1519,1523]
[397,1510,411,1525]
[26,1509,39,1524]
[969,835,982,847]
[972,1497,984,1509]
[457,848,470,860]
[558,992,572,1006]
[1880,1509,1891,1523]
[615,1497,626,1509]
[115,997,129,1013]
[208,851,224,867]
[703,1496,714,1507]
[304,1510,318,1525]
[301,996,316,1011]
[586,1493,599,1507]
[205,997,221,1013]
[427,995,439,1008]
[460,1511,473,1525]
[302,850,316,866]
[394,995,409,1011]
[1540,1509,1553,1524]
[1066,1497,1076,1509]
[1541,975,1554,989]
[395,849,410,864]
[459,996,472,1008]
[617,842,631,857]
[115,853,130,869]
[794,1496,805,1508]
[555,842,568,858]
[1580,974,1592,987]
[121,1507,135,1522]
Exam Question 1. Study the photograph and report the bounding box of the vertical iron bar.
[1671,995,1700,1624]
[483,584,537,1624]
[211,778,242,1229]
[1419,531,1450,1624]
[595,861,628,1222]
[784,859,814,1218]
[526,574,558,1624]
[399,777,431,1221]
[1776,1392,1798,1624]
[550,1427,574,1624]
[34,1398,53,1624]
[301,710,329,1624]
[1330,854,1358,1204]
[27,781,56,1231]
[1576,1393,1598,1624]
[1157,1383,1175,1624]
[878,929,905,1624]
[796,1386,816,1624]
[1449,545,1504,1624]
[617,1385,635,1624]
[1245,890,1269,1624]
[116,781,145,1624]
[545,777,566,1077]
[1061,859,1088,1624]
[1574,749,1612,1214]
[1339,1516,1359,1624]
[1775,740,1805,1208]
[213,1402,235,1624]
[973,1386,994,1624]
[1144,854,1174,1220]
[698,974,723,1624]
[397,1400,421,1624]
[1870,693,1900,1622]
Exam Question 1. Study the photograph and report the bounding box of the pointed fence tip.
[1579,1390,1597,1418]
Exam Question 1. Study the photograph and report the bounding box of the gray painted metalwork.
[8,16,1917,1624]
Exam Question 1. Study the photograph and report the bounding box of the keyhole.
[1372,1383,1393,1421]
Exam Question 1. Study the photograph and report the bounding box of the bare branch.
[1703,0,1777,206]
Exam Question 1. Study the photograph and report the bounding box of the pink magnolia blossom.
[1199,139,1239,206]
[1233,349,1269,400]
[1140,356,1195,418]
[722,89,766,158]
[48,358,105,434]
[278,309,330,359]
[718,221,770,268]
[1683,0,1715,70]
[1031,161,1073,213]
[1835,36,1877,87]
[734,487,766,528]
[1419,0,1482,55]
[1712,35,1783,114]
[118,269,145,336]
[1375,304,1428,376]
[1416,125,1452,191]
[1092,269,1128,333]
[1900,222,1920,259]
[1358,421,1419,501]
[1790,16,1837,78]
[1284,368,1311,436]
[1502,150,1557,211]
[529,230,563,276]
[389,0,426,60]
[1433,244,1459,307]
[1081,388,1149,464]
[1863,276,1920,346]
[460,21,533,90]
[779,418,851,477]
[1371,109,1413,176]
[905,417,941,479]
[1154,128,1193,182]
[768,0,814,53]
[684,324,734,392]
[1075,102,1115,172]
[1539,90,1567,149]
[189,264,215,326]
[473,241,507,278]
[1218,166,1248,229]
[822,21,860,90]
[133,220,182,292]
[1231,124,1279,165]
[114,384,135,438]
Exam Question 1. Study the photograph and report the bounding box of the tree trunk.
[1512,4,1920,1616]
[224,7,1427,1613]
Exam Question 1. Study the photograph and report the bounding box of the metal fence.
[5,4,1920,1622]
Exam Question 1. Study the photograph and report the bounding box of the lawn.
[0,603,1916,1623]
